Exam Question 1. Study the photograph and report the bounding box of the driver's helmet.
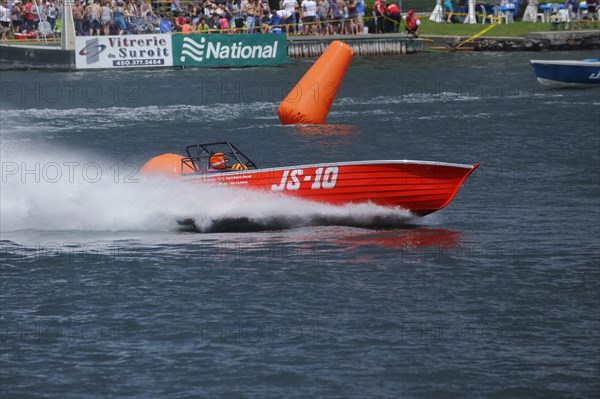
[231,162,247,171]
[209,152,227,169]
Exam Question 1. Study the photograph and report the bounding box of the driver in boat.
[208,152,227,172]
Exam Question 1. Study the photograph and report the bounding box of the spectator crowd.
[0,0,422,40]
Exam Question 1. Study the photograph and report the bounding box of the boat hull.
[182,160,478,216]
[530,59,600,87]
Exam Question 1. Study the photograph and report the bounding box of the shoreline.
[422,30,600,51]
[1,30,598,71]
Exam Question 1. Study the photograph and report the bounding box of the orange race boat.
[141,141,479,217]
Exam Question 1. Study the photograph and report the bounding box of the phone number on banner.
[112,59,165,67]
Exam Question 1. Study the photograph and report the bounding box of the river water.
[1,49,599,398]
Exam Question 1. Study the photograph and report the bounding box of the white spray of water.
[0,147,417,233]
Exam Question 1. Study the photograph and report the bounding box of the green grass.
[361,0,599,37]
[362,12,599,37]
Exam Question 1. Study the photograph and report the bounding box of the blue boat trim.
[530,59,600,88]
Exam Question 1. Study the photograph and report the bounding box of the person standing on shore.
[345,0,357,34]
[27,0,40,32]
[85,0,102,36]
[300,0,316,34]
[280,0,297,34]
[386,1,400,32]
[355,0,364,33]
[244,0,257,33]
[231,0,244,32]
[444,0,453,22]
[100,0,112,36]
[127,0,139,24]
[259,0,271,30]
[253,0,263,32]
[583,0,597,27]
[171,0,181,17]
[72,0,84,35]
[23,0,34,32]
[0,0,10,42]
[316,0,329,35]
[373,0,386,33]
[328,0,341,33]
[46,0,57,29]
[565,0,579,28]
[140,0,153,21]
[113,0,126,35]
[11,0,23,34]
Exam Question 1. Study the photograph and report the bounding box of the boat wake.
[180,211,417,233]
[0,147,418,234]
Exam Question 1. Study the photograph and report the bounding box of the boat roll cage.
[181,141,258,173]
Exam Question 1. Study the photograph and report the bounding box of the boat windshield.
[181,141,258,174]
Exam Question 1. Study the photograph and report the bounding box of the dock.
[0,43,74,70]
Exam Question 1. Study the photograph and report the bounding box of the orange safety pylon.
[278,40,353,125]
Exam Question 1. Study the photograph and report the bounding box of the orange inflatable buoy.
[140,153,194,177]
[278,40,353,125]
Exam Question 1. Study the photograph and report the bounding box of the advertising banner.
[172,34,287,67]
[75,34,173,69]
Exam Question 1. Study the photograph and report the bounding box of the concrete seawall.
[423,30,600,51]
[0,34,424,70]
[287,34,423,57]
[0,43,75,71]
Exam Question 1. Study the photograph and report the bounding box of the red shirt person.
[373,0,386,33]
[24,0,35,31]
[174,14,187,30]
[386,2,400,32]
[405,9,420,37]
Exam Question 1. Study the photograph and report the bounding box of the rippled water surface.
[1,50,599,398]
